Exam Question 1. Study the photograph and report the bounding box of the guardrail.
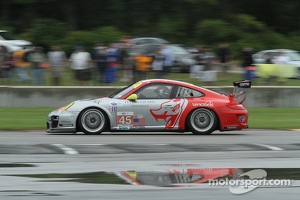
[1,86,300,108]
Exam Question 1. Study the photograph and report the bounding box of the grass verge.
[0,108,299,131]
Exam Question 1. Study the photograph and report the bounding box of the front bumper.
[46,111,78,133]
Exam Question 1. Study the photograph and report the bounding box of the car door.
[116,83,179,131]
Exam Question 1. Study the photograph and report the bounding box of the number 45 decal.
[117,112,134,126]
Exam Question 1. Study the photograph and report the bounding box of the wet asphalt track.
[0,129,300,200]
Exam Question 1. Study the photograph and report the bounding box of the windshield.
[168,45,190,54]
[0,31,18,40]
[288,52,300,61]
[109,83,135,99]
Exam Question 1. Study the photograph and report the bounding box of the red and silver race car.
[117,168,243,187]
[46,79,251,135]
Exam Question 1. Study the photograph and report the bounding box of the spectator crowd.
[1,38,269,86]
[0,39,183,86]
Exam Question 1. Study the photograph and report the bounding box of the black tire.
[187,108,218,135]
[78,108,107,135]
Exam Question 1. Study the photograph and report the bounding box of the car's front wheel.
[187,108,218,135]
[78,108,107,135]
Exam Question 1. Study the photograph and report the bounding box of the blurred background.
[1,0,300,86]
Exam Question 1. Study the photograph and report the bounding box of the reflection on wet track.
[0,130,300,199]
[3,166,299,188]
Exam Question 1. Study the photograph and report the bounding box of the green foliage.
[61,26,123,53]
[156,17,186,42]
[1,0,300,57]
[233,14,267,33]
[13,0,41,3]
[91,26,124,44]
[195,19,239,44]
[62,31,96,54]
[23,18,70,48]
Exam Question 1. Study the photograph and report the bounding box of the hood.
[1,40,32,52]
[2,39,32,46]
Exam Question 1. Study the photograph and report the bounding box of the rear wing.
[230,80,251,104]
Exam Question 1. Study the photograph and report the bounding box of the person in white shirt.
[69,46,92,85]
[272,50,290,83]
[47,45,67,85]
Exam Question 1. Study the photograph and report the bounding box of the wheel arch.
[184,107,220,132]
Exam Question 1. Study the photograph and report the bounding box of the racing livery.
[46,79,251,135]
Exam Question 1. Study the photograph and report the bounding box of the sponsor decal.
[137,100,156,104]
[134,114,143,118]
[116,112,147,126]
[192,101,214,107]
[117,126,130,130]
[239,115,245,122]
[224,126,238,130]
[133,118,146,126]
[93,100,102,104]
[239,82,251,87]
[131,126,146,129]
[118,112,134,115]
[110,102,117,112]
[150,99,188,129]
[124,100,155,104]
[59,124,73,127]
[117,112,134,126]
[60,121,72,123]
[131,105,149,108]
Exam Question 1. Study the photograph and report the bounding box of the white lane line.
[52,144,79,155]
[76,144,106,146]
[252,143,284,151]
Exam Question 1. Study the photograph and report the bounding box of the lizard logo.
[150,99,188,129]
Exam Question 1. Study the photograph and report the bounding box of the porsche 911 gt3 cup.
[46,79,251,135]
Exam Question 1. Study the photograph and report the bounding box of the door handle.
[163,105,174,109]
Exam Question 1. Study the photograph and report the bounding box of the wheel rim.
[190,109,214,132]
[81,109,105,133]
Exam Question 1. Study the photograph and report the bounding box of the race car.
[46,79,251,135]
[117,168,243,187]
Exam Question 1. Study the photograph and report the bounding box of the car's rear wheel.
[78,108,107,135]
[187,108,217,135]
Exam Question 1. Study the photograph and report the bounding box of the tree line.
[1,0,300,57]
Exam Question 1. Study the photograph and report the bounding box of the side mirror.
[126,94,138,101]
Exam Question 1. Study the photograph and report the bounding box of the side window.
[176,86,204,98]
[136,84,173,99]
[136,39,146,45]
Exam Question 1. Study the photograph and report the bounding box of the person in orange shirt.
[13,48,31,83]
[134,52,153,80]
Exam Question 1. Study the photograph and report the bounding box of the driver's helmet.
[155,86,170,98]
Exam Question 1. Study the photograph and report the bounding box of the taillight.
[226,104,245,110]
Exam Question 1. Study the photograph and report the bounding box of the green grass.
[0,108,299,131]
[0,108,52,130]
[248,108,300,129]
